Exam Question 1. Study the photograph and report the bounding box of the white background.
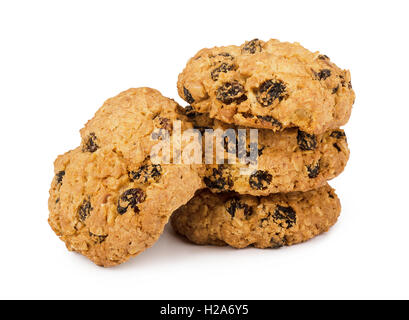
[1,0,408,300]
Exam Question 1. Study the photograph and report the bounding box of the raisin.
[297,130,317,151]
[328,191,335,199]
[216,81,247,105]
[184,105,197,118]
[89,232,108,244]
[256,115,283,129]
[339,75,347,88]
[203,167,233,190]
[249,170,272,190]
[55,171,65,184]
[183,87,195,104]
[156,117,172,131]
[78,199,93,221]
[348,81,353,89]
[55,198,60,204]
[217,52,234,60]
[318,55,330,60]
[332,85,339,94]
[256,80,288,107]
[333,143,341,152]
[117,188,146,215]
[273,205,296,229]
[314,69,331,80]
[242,39,263,54]
[307,161,320,178]
[226,198,252,218]
[82,133,99,153]
[330,130,346,139]
[129,164,162,183]
[210,52,234,60]
[211,62,235,81]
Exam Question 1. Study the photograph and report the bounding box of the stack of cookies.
[171,39,354,249]
[48,39,354,267]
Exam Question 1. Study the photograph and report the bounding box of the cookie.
[171,184,340,249]
[49,88,203,266]
[178,108,349,196]
[178,39,355,134]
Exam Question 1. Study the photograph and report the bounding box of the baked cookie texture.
[178,108,349,196]
[48,88,203,266]
[177,39,355,134]
[80,87,194,163]
[171,184,340,249]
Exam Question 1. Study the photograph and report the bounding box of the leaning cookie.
[171,184,340,249]
[48,88,203,266]
[179,108,349,196]
[178,39,355,134]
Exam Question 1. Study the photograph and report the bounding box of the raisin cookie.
[171,184,340,249]
[48,88,203,266]
[178,39,355,134]
[178,108,349,196]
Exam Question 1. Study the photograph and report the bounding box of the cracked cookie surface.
[49,88,203,266]
[178,109,349,196]
[171,184,340,249]
[178,39,355,134]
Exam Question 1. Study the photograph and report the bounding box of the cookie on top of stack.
[172,38,354,249]
[48,38,354,266]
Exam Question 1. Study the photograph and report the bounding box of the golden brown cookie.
[178,39,355,134]
[178,108,349,196]
[171,184,340,249]
[48,88,203,266]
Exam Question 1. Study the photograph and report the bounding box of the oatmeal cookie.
[49,88,203,266]
[178,39,355,134]
[171,184,340,248]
